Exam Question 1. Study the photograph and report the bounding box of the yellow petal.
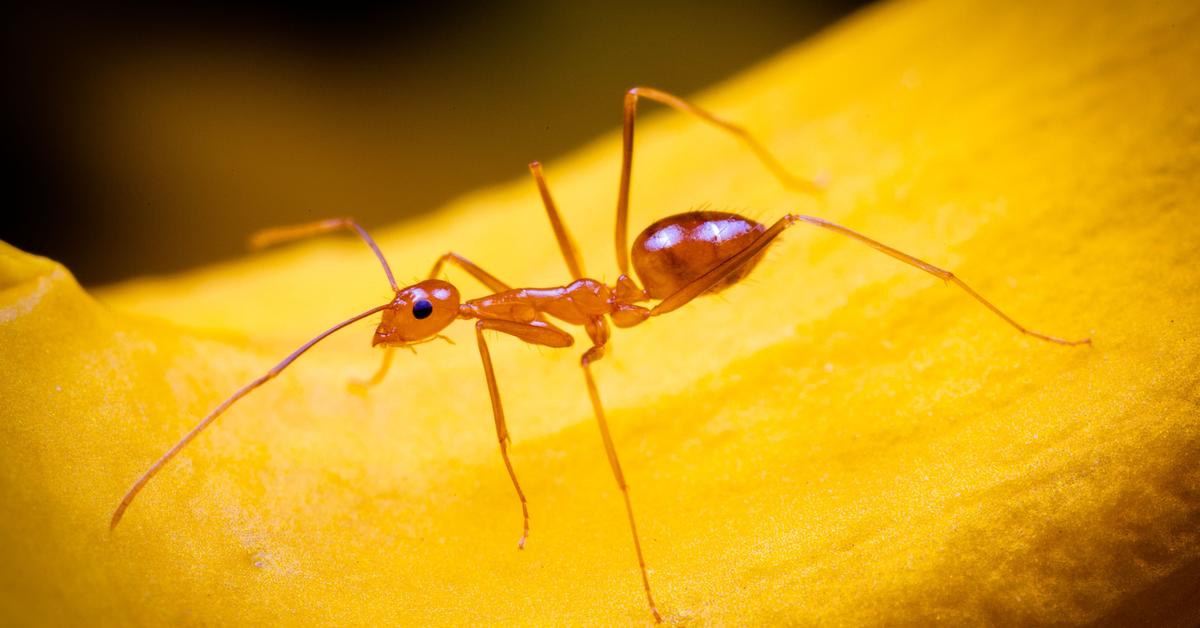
[2,0,1199,625]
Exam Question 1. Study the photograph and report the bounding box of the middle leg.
[579,341,663,623]
[529,161,586,280]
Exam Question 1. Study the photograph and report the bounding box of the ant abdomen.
[631,210,767,299]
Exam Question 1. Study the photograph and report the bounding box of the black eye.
[412,299,433,319]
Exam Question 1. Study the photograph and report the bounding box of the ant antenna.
[251,218,400,292]
[110,303,391,530]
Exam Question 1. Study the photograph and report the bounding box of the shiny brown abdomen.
[631,210,767,299]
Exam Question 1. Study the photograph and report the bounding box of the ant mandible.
[110,87,1090,623]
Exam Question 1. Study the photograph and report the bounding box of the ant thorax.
[461,278,622,326]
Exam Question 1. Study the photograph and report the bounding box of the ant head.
[373,279,460,346]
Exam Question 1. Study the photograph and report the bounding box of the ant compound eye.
[412,299,434,320]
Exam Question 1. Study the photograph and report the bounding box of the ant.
[110,87,1090,622]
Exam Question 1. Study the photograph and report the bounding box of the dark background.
[3,2,870,285]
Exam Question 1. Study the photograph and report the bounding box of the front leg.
[473,319,573,549]
[347,346,395,395]
[429,251,512,293]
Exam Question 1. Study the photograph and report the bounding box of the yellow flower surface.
[2,0,1199,624]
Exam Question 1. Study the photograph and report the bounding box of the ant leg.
[528,161,586,280]
[111,302,393,530]
[429,252,512,294]
[250,218,398,292]
[615,86,824,275]
[474,319,574,549]
[435,254,555,325]
[789,215,1091,344]
[580,343,662,623]
[652,214,1090,346]
[347,346,395,394]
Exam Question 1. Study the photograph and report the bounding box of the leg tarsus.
[500,438,530,550]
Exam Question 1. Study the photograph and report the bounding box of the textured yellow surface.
[3,0,1200,624]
